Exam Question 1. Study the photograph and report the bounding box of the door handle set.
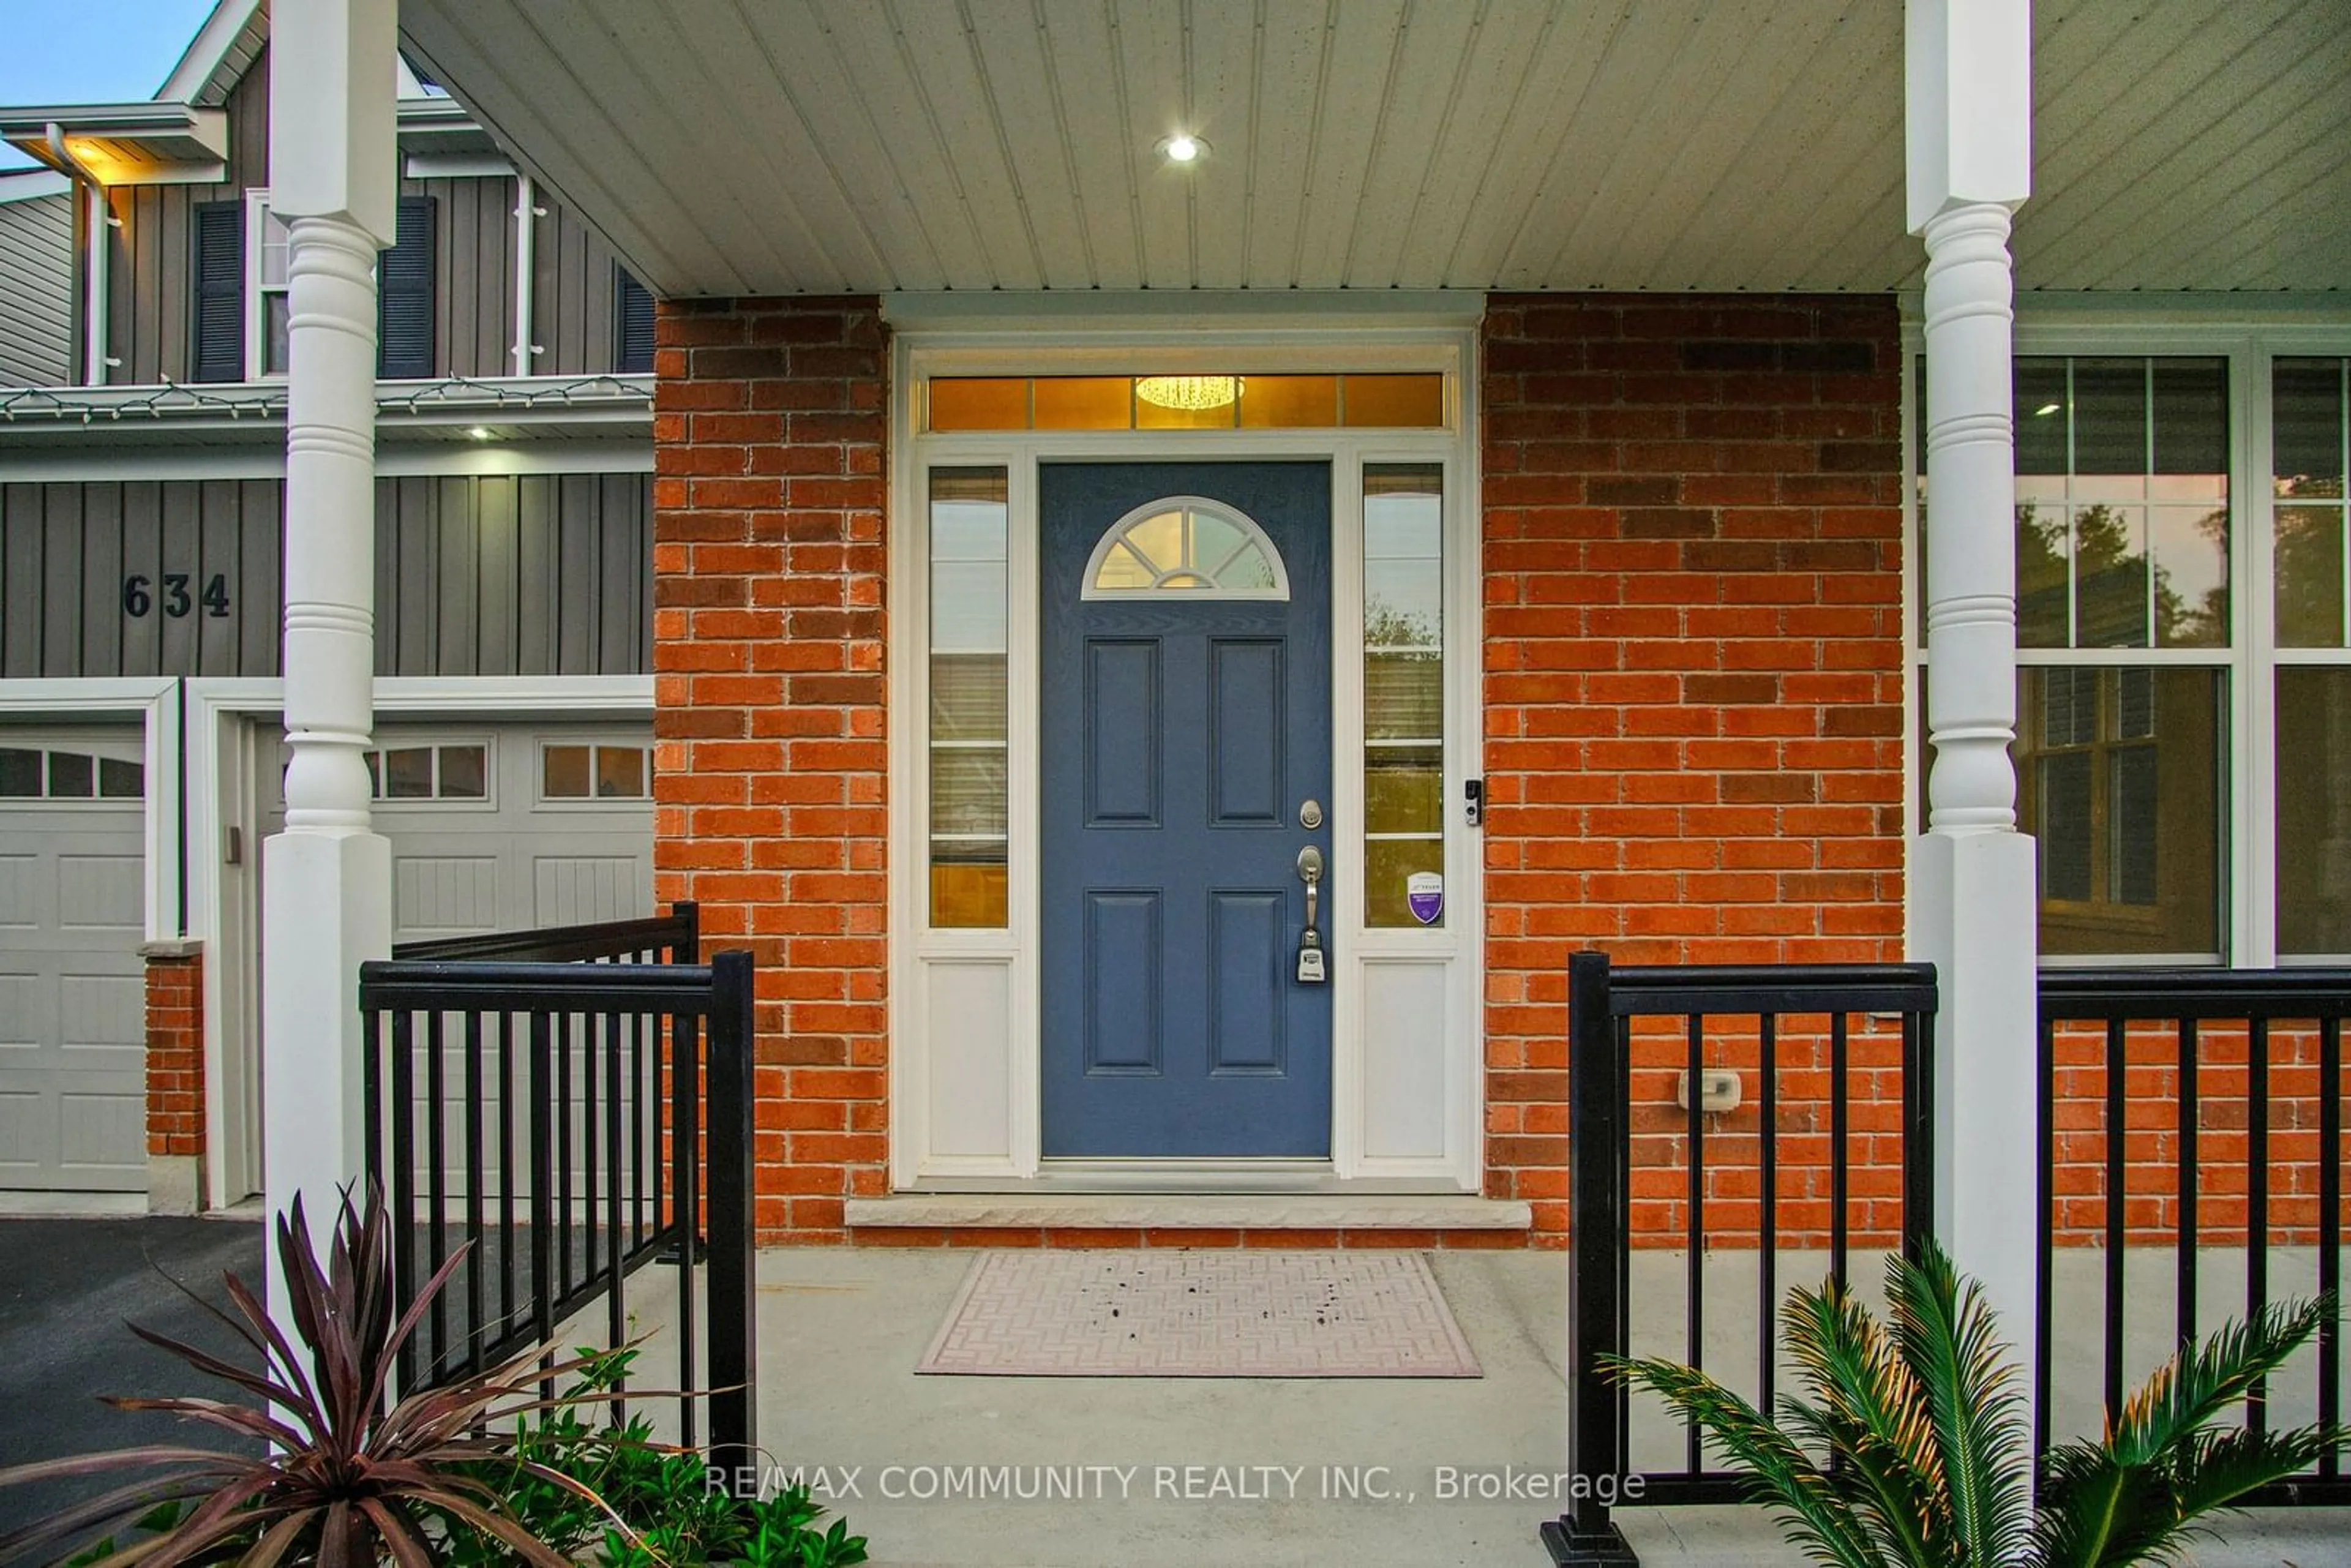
[1295,844,1327,984]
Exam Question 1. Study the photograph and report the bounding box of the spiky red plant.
[0,1185,637,1568]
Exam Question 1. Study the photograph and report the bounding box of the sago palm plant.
[1608,1238,2338,1568]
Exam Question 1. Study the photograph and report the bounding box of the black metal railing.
[392,903,702,965]
[357,902,759,1466]
[2038,967,2351,1504]
[1548,951,1938,1567]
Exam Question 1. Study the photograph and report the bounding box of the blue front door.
[1040,462,1333,1157]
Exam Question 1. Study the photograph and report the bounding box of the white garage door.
[0,735,148,1193]
[269,724,655,943]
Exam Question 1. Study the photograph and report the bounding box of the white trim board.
[888,325,1485,1195]
[0,438,651,484]
[880,291,1487,334]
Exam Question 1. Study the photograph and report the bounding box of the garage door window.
[0,747,143,799]
[542,743,650,801]
[362,743,490,803]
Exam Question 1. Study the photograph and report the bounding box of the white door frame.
[886,313,1486,1191]
[186,674,654,1206]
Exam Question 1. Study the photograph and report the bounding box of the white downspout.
[47,124,110,387]
[512,171,536,375]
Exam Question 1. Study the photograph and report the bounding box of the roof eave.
[156,0,266,107]
[0,104,230,184]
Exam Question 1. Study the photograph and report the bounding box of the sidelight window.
[1363,465,1445,928]
[929,467,1010,928]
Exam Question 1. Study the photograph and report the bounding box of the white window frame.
[1902,304,2351,969]
[242,189,290,382]
[887,315,1483,1193]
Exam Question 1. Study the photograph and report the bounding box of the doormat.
[917,1250,1480,1378]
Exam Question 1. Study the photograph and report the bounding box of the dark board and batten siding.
[0,474,651,680]
[0,479,281,677]
[104,50,271,386]
[406,175,516,380]
[372,473,652,677]
[533,197,628,377]
[95,43,621,386]
[0,189,75,387]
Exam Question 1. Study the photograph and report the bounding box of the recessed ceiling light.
[1159,133,1206,165]
[467,426,492,440]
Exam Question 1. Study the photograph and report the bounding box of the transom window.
[926,373,1444,432]
[1082,498,1289,600]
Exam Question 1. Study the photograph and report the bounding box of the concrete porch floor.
[598,1247,2350,1568]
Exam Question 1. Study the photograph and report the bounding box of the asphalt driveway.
[0,1216,264,1544]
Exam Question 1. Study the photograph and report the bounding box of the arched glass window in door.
[1081,497,1290,599]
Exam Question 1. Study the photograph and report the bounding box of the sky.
[0,0,219,168]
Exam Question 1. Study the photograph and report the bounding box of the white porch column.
[1906,0,2038,1352]
[263,0,396,1267]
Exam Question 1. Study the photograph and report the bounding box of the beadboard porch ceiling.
[396,0,2350,300]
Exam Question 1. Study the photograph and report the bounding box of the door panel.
[1084,641,1161,825]
[1207,891,1285,1073]
[1210,639,1284,824]
[0,730,149,1193]
[1041,462,1333,1158]
[1082,892,1162,1074]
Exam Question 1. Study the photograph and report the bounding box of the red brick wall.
[650,296,891,1245]
[648,291,2341,1262]
[144,948,204,1159]
[653,291,1919,1249]
[1478,294,1908,1247]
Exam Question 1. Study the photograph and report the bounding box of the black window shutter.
[615,266,654,373]
[377,195,437,378]
[190,201,244,383]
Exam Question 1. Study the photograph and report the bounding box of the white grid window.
[1914,341,2351,965]
[244,190,291,380]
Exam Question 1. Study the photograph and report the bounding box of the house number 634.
[122,574,231,620]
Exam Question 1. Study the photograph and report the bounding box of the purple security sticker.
[1406,871,1444,925]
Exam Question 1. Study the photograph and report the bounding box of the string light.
[0,373,652,428]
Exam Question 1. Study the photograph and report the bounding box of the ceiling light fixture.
[1158,133,1206,165]
[1136,375,1240,411]
[2033,402,2061,417]
[467,426,492,440]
